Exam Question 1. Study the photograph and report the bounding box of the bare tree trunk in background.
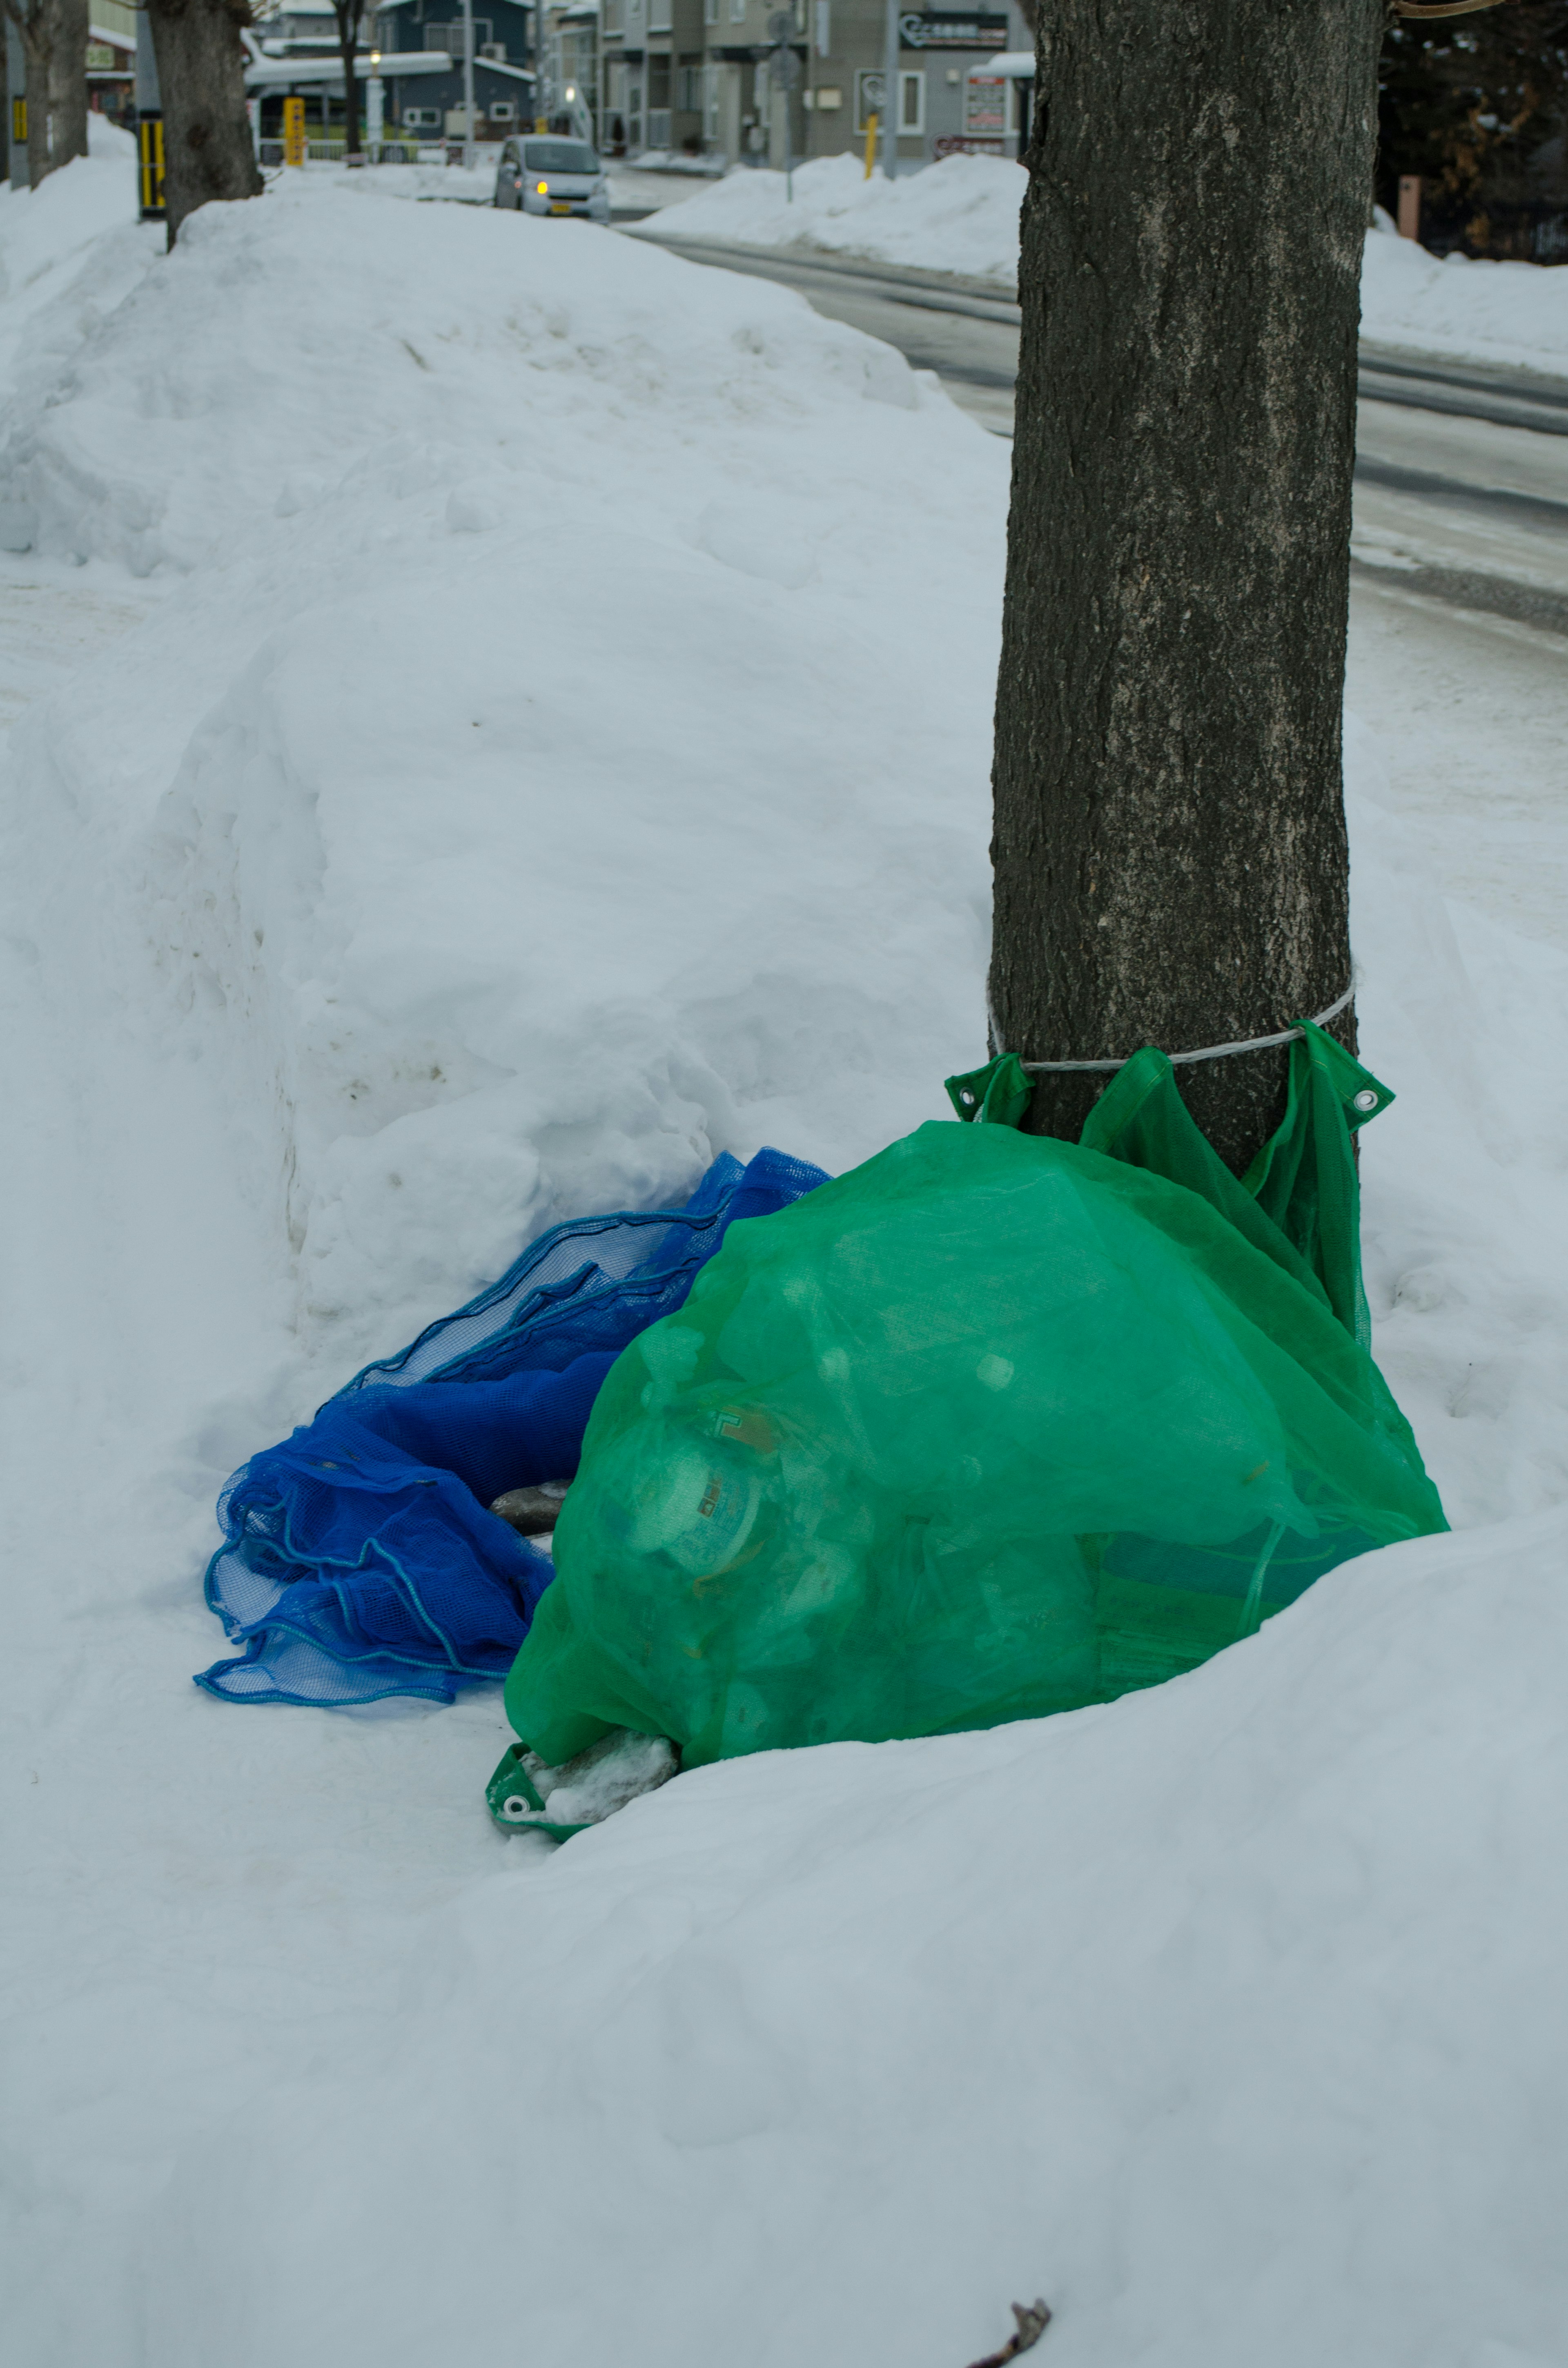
[44,0,85,173]
[989,0,1383,1176]
[145,0,261,245]
[3,0,88,186]
[331,0,365,159]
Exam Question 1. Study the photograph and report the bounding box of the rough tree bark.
[44,0,85,173]
[331,0,365,158]
[989,0,1383,1176]
[145,0,261,245]
[3,0,89,186]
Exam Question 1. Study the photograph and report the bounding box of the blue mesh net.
[196,1148,828,1706]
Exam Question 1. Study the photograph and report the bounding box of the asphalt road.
[633,227,1568,635]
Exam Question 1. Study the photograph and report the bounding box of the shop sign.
[898,11,1009,50]
[963,70,1007,134]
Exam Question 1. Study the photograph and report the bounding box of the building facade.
[247,0,538,144]
[599,0,1031,169]
[372,0,538,138]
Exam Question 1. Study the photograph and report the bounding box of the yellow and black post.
[137,111,165,221]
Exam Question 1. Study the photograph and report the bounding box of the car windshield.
[522,141,600,174]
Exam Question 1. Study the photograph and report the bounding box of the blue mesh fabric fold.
[195,1147,829,1706]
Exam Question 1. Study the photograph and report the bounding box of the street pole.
[881,0,897,179]
[7,14,28,190]
[461,0,475,165]
[134,3,163,217]
[367,47,384,155]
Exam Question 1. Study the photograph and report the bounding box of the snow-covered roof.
[244,45,534,82]
[975,50,1034,76]
[246,49,449,82]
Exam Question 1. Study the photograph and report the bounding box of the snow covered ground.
[4,156,1568,2368]
[648,151,1031,283]
[646,155,1568,376]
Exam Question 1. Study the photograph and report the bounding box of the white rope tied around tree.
[989,981,1356,1074]
[1392,1,1513,18]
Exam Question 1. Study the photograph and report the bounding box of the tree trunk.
[989,0,1383,1177]
[43,0,86,175]
[17,9,52,190]
[333,0,362,157]
[145,0,261,245]
[340,37,361,155]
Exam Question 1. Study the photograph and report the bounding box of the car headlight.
[535,181,549,194]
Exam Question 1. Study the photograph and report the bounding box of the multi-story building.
[246,0,535,145]
[373,0,539,139]
[86,0,136,129]
[598,0,706,158]
[600,0,1030,170]
[538,0,600,140]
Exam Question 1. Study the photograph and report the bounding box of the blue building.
[373,0,538,137]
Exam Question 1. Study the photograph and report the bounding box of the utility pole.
[880,0,897,178]
[5,13,26,189]
[460,0,474,164]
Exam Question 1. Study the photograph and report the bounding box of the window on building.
[704,0,718,21]
[648,54,670,106]
[729,0,746,23]
[601,0,623,27]
[899,68,924,132]
[422,18,492,53]
[649,0,671,29]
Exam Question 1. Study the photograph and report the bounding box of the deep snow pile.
[647,158,1568,376]
[0,176,1002,1370]
[0,120,145,386]
[1362,211,1568,374]
[640,151,1028,282]
[4,174,1568,2368]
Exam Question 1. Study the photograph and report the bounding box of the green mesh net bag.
[503,1023,1445,1772]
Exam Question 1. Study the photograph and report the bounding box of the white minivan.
[493,138,612,223]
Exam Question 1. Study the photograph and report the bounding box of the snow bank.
[0,122,145,389]
[642,151,1027,283]
[1361,214,1568,375]
[325,156,500,204]
[98,1508,1568,2368]
[646,159,1568,379]
[0,176,1003,1375]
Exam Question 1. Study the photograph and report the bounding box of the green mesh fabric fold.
[504,1046,1442,1771]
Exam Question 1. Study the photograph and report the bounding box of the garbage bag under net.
[195,1145,828,1706]
[504,1026,1446,1768]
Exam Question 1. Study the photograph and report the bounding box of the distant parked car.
[493,138,611,223]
